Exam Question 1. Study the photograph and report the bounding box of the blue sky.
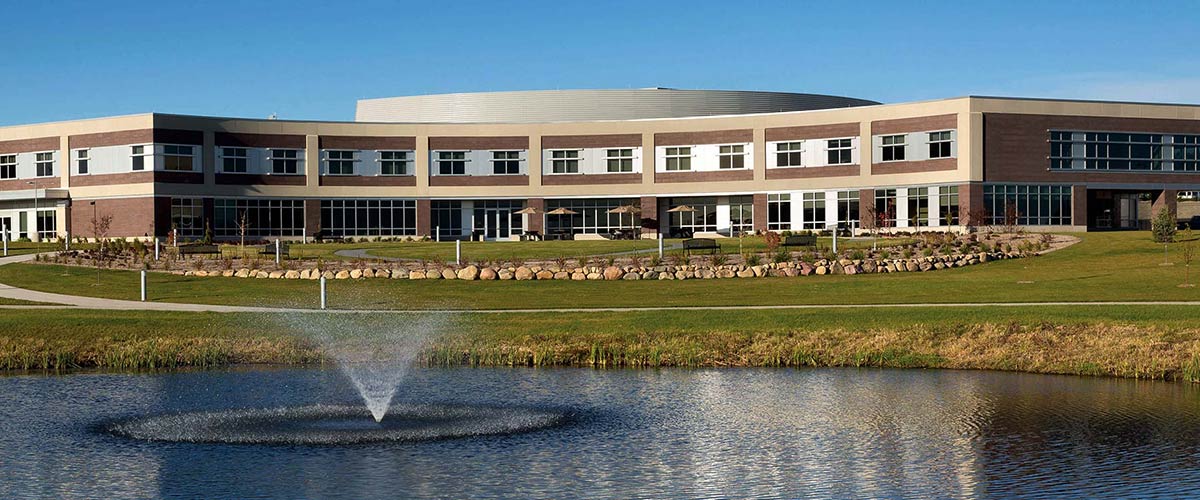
[2,0,1198,126]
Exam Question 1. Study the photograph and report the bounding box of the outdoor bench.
[682,238,719,256]
[259,242,291,256]
[177,244,220,255]
[782,235,818,247]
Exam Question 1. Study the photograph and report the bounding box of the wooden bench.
[313,230,343,243]
[177,244,220,256]
[259,242,291,256]
[682,238,719,256]
[782,235,817,247]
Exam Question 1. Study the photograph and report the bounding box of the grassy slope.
[1,232,1196,309]
[2,306,1200,379]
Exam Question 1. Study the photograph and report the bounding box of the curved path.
[2,241,1196,314]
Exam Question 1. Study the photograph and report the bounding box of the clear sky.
[2,0,1198,126]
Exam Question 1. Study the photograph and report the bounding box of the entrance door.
[1117,194,1139,229]
[472,208,513,240]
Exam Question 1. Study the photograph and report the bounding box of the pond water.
[3,366,1200,499]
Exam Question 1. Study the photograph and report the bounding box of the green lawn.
[0,231,1196,310]
[1,242,63,257]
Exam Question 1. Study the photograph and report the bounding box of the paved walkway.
[333,243,685,262]
[3,249,1198,314]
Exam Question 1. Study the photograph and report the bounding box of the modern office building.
[1,88,1198,242]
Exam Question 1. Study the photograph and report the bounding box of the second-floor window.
[827,139,852,165]
[719,145,746,169]
[550,150,579,173]
[438,151,466,175]
[131,146,146,171]
[35,152,54,177]
[0,155,15,179]
[76,149,89,174]
[776,142,803,167]
[222,148,248,173]
[163,145,194,171]
[928,131,952,158]
[271,149,300,174]
[881,135,906,161]
[664,147,691,171]
[607,149,634,172]
[492,151,520,175]
[379,151,409,175]
[327,150,356,175]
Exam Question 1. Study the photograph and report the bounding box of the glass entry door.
[473,208,514,240]
[1117,194,1139,229]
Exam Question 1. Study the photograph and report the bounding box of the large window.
[326,150,356,175]
[321,199,416,237]
[768,194,791,231]
[171,198,205,239]
[873,189,898,227]
[131,146,146,171]
[606,149,634,172]
[437,151,466,175]
[667,197,717,233]
[270,149,300,174]
[939,186,960,225]
[827,139,852,165]
[928,131,953,159]
[729,195,753,235]
[1050,131,1166,171]
[35,152,54,177]
[550,150,579,174]
[222,147,248,173]
[775,142,803,167]
[0,154,15,179]
[1173,135,1200,171]
[76,149,89,174]
[801,192,825,230]
[492,151,521,175]
[718,145,746,169]
[837,191,859,230]
[545,198,640,235]
[983,185,1072,226]
[431,200,463,239]
[163,145,194,171]
[907,187,930,228]
[35,210,56,241]
[664,147,691,171]
[379,151,410,176]
[214,199,305,237]
[881,135,906,162]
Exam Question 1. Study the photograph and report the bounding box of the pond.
[2,366,1199,499]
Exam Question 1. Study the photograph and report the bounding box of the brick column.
[859,189,875,229]
[752,193,768,232]
[154,197,173,238]
[1072,185,1088,227]
[203,198,216,240]
[639,196,658,237]
[527,197,545,233]
[303,199,321,241]
[1152,189,1178,218]
[960,183,984,228]
[416,199,432,237]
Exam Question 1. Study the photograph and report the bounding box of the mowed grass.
[3,305,1200,379]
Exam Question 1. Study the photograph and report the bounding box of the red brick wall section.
[870,114,957,135]
[765,165,859,179]
[527,198,545,233]
[153,129,204,145]
[304,199,322,237]
[69,129,154,149]
[215,133,306,149]
[416,199,431,236]
[654,129,753,147]
[427,137,529,150]
[541,173,642,185]
[71,198,158,238]
[1152,189,1178,217]
[215,174,306,186]
[68,172,155,187]
[0,136,59,155]
[541,134,642,149]
[428,175,529,187]
[871,158,957,175]
[640,196,658,234]
[1072,185,1088,226]
[753,193,768,232]
[0,177,60,191]
[961,183,984,226]
[654,169,754,183]
[765,123,859,142]
[319,176,416,187]
[859,190,876,229]
[319,136,416,150]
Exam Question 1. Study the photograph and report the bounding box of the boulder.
[375,269,390,279]
[642,271,657,280]
[284,270,300,279]
[571,272,586,281]
[751,265,765,277]
[222,270,235,277]
[392,269,409,279]
[426,269,443,280]
[815,266,828,276]
[622,272,640,280]
[409,270,426,280]
[479,268,497,280]
[349,269,363,279]
[299,269,311,279]
[514,266,534,280]
[335,270,351,280]
[905,261,919,272]
[737,269,755,278]
[321,271,335,280]
[717,269,736,279]
[256,271,270,279]
[919,262,933,272]
[441,268,456,280]
[603,266,624,280]
[658,272,673,280]
[554,271,570,280]
[844,265,858,275]
[536,270,554,280]
[586,272,602,280]
[194,270,208,277]
[362,269,375,279]
[675,270,688,280]
[498,270,514,280]
[457,265,479,280]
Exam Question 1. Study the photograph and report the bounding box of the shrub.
[711,253,729,266]
[851,249,866,261]
[648,254,663,267]
[1152,207,1177,243]
[773,249,791,263]
[763,231,782,252]
[902,248,913,259]
[746,253,762,266]
[880,250,892,260]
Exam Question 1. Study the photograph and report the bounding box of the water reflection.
[2,367,1199,499]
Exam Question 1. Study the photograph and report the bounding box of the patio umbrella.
[545,207,578,236]
[666,205,697,237]
[605,205,641,238]
[514,206,542,238]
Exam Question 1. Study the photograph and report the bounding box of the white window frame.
[606,148,635,173]
[378,150,411,176]
[928,130,953,159]
[221,147,249,173]
[491,150,522,175]
[131,145,149,171]
[161,144,196,172]
[774,141,804,168]
[74,149,90,175]
[718,144,747,169]
[0,154,15,179]
[436,151,468,176]
[34,151,55,177]
[325,149,358,176]
[268,149,301,175]
[826,138,853,165]
[881,134,906,162]
[664,146,691,171]
[548,149,580,174]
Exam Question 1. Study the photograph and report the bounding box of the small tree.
[763,231,781,253]
[998,202,1021,235]
[90,213,113,285]
[1182,227,1196,288]
[1152,207,1177,243]
[236,210,251,256]
[203,221,213,245]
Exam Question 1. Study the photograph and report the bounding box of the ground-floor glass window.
[873,189,898,228]
[801,192,825,230]
[768,194,791,231]
[171,198,205,239]
[938,186,960,226]
[907,187,930,228]
[214,199,305,237]
[431,200,463,240]
[983,184,1072,225]
[321,199,416,237]
[36,210,56,241]
[545,198,639,235]
[667,197,717,234]
[729,195,753,235]
[471,199,525,239]
[837,191,859,230]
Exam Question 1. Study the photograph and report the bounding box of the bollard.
[319,276,327,310]
[275,239,281,265]
[456,239,461,265]
[658,233,664,258]
[435,226,440,242]
[831,224,838,254]
[140,269,147,302]
[154,238,160,261]
[2,222,7,257]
